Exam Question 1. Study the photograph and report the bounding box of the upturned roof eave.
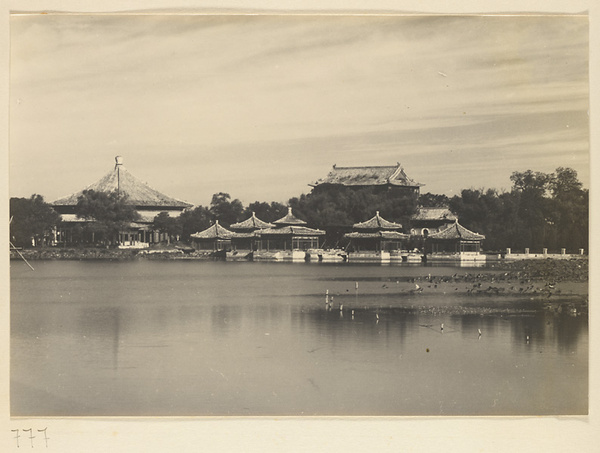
[190,222,235,240]
[230,212,276,230]
[352,212,403,230]
[427,222,485,241]
[311,163,423,188]
[257,226,325,236]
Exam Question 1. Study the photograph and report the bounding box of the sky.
[9,14,589,207]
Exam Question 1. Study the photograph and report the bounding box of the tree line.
[10,166,588,253]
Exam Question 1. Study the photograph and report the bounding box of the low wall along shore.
[502,247,585,261]
[10,246,586,262]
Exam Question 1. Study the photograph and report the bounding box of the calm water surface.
[11,260,587,416]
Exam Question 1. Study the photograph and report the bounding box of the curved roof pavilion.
[352,211,403,231]
[257,225,326,237]
[428,220,485,241]
[190,221,234,240]
[51,156,192,211]
[259,208,324,237]
[345,231,408,240]
[230,212,275,231]
[273,207,308,226]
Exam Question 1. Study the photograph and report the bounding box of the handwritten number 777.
[10,428,49,448]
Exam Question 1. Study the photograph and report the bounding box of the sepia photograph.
[4,6,596,450]
[9,11,590,418]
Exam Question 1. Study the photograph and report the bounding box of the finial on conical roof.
[115,156,123,166]
[288,207,292,214]
[376,211,380,216]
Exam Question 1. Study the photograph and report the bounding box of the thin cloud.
[9,14,589,206]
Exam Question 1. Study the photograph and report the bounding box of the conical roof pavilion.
[273,207,308,226]
[428,220,485,241]
[51,156,192,209]
[352,211,403,230]
[230,212,275,231]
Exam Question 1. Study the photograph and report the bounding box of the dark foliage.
[75,190,140,245]
[152,212,183,244]
[243,201,288,223]
[418,192,451,208]
[179,205,212,241]
[14,166,587,254]
[10,194,61,247]
[289,185,418,229]
[209,192,244,227]
[448,168,588,253]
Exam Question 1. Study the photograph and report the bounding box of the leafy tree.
[418,192,451,208]
[509,170,553,250]
[244,201,288,223]
[547,167,588,251]
[446,167,588,253]
[550,167,583,196]
[290,185,417,228]
[509,170,551,194]
[10,194,61,247]
[152,212,183,244]
[75,190,140,245]
[286,186,418,247]
[209,192,244,226]
[179,205,212,241]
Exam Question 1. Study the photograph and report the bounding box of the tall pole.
[115,155,122,199]
[115,156,123,245]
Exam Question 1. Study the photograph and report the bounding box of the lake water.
[10,260,588,416]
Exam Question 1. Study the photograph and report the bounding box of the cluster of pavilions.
[190,207,485,263]
[49,157,486,262]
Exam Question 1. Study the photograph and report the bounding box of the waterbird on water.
[441,323,444,332]
[478,328,482,337]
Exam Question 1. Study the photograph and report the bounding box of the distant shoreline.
[10,247,588,277]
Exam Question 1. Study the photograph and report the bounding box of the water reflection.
[76,307,122,371]
[11,260,587,416]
